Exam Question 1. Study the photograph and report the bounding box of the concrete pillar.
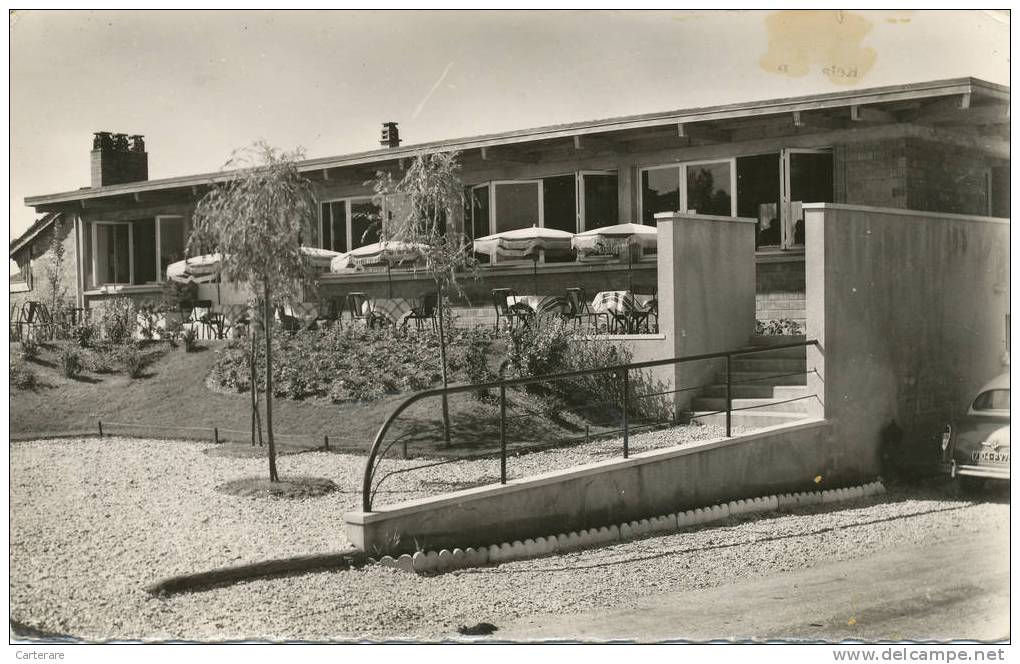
[654,212,757,411]
[803,204,827,419]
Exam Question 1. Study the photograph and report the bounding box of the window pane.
[686,162,732,216]
[320,202,332,250]
[641,167,679,224]
[159,217,185,279]
[973,389,1010,411]
[134,219,157,284]
[350,200,380,250]
[95,224,130,285]
[789,152,833,245]
[329,201,348,253]
[494,182,540,232]
[583,173,619,230]
[471,185,490,240]
[543,175,576,233]
[737,154,781,248]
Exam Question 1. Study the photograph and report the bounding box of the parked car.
[940,373,1010,492]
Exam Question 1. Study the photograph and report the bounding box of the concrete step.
[716,370,808,386]
[731,357,806,372]
[748,334,807,347]
[692,410,810,428]
[700,384,810,399]
[691,395,815,414]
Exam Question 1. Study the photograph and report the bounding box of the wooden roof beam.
[850,104,897,124]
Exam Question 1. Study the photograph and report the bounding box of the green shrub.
[181,328,199,352]
[136,308,160,340]
[61,347,83,379]
[210,325,499,404]
[19,337,40,360]
[755,318,803,336]
[72,321,98,349]
[10,359,37,390]
[82,347,117,374]
[121,346,145,378]
[502,320,670,422]
[93,297,136,344]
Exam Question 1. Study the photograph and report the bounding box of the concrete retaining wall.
[345,419,852,555]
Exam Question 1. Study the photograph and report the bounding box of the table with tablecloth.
[591,291,656,333]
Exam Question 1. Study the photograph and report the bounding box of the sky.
[8,9,1011,244]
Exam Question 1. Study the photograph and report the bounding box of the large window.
[493,181,542,232]
[88,216,185,289]
[737,153,782,248]
[640,159,735,224]
[467,171,618,237]
[92,222,132,286]
[320,197,382,253]
[785,149,833,246]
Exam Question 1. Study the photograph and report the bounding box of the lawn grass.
[10,340,625,458]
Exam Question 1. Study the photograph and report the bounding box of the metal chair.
[565,287,609,333]
[316,295,346,329]
[404,292,439,331]
[491,288,533,331]
[345,292,391,329]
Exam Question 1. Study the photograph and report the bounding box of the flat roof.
[25,76,1009,208]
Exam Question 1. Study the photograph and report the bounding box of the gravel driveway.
[10,435,1008,641]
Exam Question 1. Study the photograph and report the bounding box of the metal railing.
[361,339,820,511]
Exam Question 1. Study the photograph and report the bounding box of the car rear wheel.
[957,476,984,495]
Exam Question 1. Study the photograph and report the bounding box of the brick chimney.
[380,122,401,148]
[91,131,148,187]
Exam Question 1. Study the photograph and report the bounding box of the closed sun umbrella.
[473,226,574,294]
[572,223,658,290]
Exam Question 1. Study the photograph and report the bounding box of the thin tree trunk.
[249,325,263,447]
[436,281,452,448]
[263,288,279,482]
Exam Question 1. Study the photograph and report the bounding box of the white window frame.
[488,180,544,266]
[154,215,184,283]
[638,158,738,223]
[319,196,383,253]
[576,170,618,232]
[90,221,134,288]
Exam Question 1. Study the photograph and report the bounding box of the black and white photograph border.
[6,7,1012,658]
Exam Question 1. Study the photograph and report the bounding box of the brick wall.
[755,258,805,327]
[904,138,1000,215]
[837,138,909,209]
[10,219,78,314]
[835,136,1007,216]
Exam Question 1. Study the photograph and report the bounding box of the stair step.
[716,371,808,386]
[747,334,807,347]
[691,396,815,414]
[692,410,810,428]
[731,357,806,372]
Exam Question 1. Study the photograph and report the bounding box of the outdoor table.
[591,291,654,333]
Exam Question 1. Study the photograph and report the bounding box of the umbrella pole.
[533,256,539,295]
[628,247,633,292]
[387,263,393,299]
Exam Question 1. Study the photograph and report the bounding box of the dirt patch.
[215,476,340,499]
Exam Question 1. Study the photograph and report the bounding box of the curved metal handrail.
[361,338,820,511]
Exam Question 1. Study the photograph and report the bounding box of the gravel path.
[10,435,1008,642]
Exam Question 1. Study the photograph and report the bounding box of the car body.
[940,373,1010,488]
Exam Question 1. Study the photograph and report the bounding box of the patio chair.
[345,292,392,329]
[276,304,302,333]
[491,288,533,331]
[565,287,610,333]
[316,296,346,329]
[404,292,439,331]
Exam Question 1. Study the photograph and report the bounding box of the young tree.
[189,142,317,481]
[372,151,477,445]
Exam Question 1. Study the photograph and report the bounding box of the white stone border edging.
[371,480,886,575]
